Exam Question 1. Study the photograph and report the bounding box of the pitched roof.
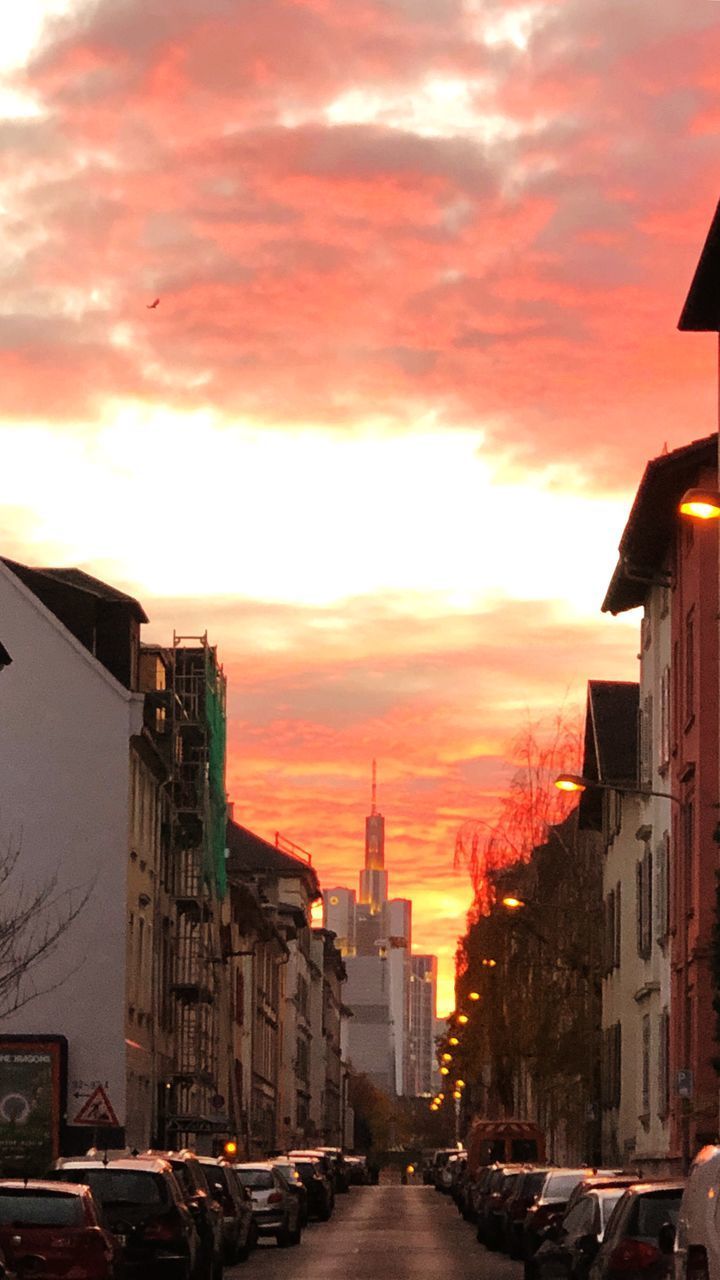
[1,560,148,622]
[583,680,639,785]
[678,200,720,331]
[602,434,717,614]
[226,819,321,900]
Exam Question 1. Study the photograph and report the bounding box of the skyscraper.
[322,764,438,1097]
[358,759,388,913]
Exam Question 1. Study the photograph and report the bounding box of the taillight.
[686,1245,710,1280]
[84,1227,111,1253]
[144,1218,178,1242]
[609,1239,661,1271]
[267,1192,283,1205]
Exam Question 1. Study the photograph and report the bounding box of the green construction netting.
[205,661,227,900]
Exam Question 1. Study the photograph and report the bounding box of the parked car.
[439,1151,467,1196]
[233,1163,302,1247]
[488,1168,525,1250]
[524,1169,595,1276]
[344,1156,370,1186]
[282,1156,333,1221]
[589,1182,683,1280]
[477,1166,513,1243]
[314,1148,350,1194]
[534,1187,627,1280]
[432,1149,461,1192]
[146,1151,224,1280]
[0,1180,117,1280]
[675,1146,720,1280]
[564,1177,636,1220]
[51,1155,198,1280]
[506,1170,551,1257]
[196,1157,256,1264]
[269,1161,309,1228]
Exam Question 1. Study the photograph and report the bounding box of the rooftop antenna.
[371,759,377,816]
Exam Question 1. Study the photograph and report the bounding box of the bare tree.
[0,837,92,1020]
[454,711,582,917]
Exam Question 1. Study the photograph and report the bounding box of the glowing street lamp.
[440,1065,450,1075]
[555,773,587,793]
[448,1036,459,1046]
[501,896,525,910]
[481,958,497,968]
[455,1079,466,1089]
[453,1090,462,1100]
[457,1013,469,1025]
[441,1052,453,1062]
[469,991,480,1001]
[679,488,720,520]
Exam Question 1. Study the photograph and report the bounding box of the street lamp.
[448,1036,459,1046]
[554,774,683,807]
[678,488,720,520]
[468,991,480,1001]
[501,895,525,910]
[457,1013,469,1025]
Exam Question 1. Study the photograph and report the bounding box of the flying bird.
[146,298,160,309]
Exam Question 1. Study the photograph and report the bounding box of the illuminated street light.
[469,991,480,1001]
[679,488,720,520]
[457,1013,469,1025]
[441,1052,453,1062]
[455,1079,466,1089]
[501,896,525,910]
[481,958,497,968]
[553,774,683,807]
[555,773,587,793]
[453,1090,462,1100]
[440,1065,450,1075]
[448,1036,459,1046]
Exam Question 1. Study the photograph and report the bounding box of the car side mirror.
[658,1223,676,1255]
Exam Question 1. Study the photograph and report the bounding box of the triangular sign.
[73,1085,119,1127]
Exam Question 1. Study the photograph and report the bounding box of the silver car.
[233,1163,302,1248]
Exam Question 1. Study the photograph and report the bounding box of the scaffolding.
[165,634,227,1146]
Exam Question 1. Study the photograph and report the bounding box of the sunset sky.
[3,0,719,1013]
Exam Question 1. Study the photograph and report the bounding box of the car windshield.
[55,1169,167,1206]
[236,1170,274,1190]
[0,1192,84,1226]
[632,1192,681,1239]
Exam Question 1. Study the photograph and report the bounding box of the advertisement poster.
[0,1037,66,1176]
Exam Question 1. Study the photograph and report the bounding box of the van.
[675,1147,720,1280]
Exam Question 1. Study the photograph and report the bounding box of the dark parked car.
[506,1170,551,1257]
[588,1182,683,1280]
[524,1169,594,1277]
[315,1148,350,1194]
[344,1156,370,1186]
[270,1162,309,1228]
[485,1169,523,1250]
[147,1151,224,1280]
[0,1180,117,1280]
[52,1155,198,1280]
[197,1157,256,1264]
[478,1166,524,1245]
[534,1187,627,1280]
[285,1157,334,1221]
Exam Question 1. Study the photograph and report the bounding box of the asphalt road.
[228,1185,524,1280]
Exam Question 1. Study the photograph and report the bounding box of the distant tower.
[358,760,388,913]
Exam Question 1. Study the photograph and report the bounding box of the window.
[0,1192,84,1226]
[659,667,670,770]
[685,609,695,722]
[641,1014,651,1113]
[654,834,669,944]
[658,1008,669,1118]
[639,695,653,789]
[636,847,652,959]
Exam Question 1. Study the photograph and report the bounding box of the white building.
[0,559,145,1151]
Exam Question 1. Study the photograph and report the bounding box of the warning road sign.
[72,1085,119,1127]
